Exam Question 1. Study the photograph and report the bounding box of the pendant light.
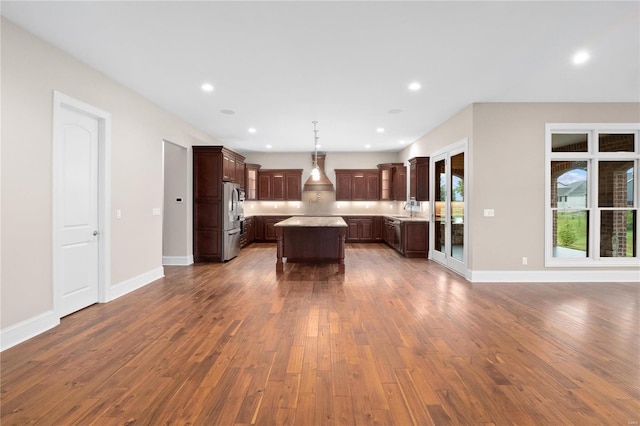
[311,121,320,181]
[303,121,334,192]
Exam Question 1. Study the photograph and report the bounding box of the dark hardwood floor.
[1,243,639,425]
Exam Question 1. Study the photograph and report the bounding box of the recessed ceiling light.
[376,128,385,133]
[266,144,272,149]
[388,109,402,114]
[572,50,590,65]
[408,82,421,91]
[365,144,371,149]
[248,128,256,133]
[220,109,235,115]
[398,140,406,145]
[201,83,214,92]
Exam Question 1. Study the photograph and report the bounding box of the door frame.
[52,91,112,317]
[429,138,469,277]
[430,152,448,266]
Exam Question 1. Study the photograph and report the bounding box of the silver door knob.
[93,230,99,236]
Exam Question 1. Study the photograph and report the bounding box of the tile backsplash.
[245,192,429,217]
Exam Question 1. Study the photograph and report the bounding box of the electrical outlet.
[484,209,495,217]
[116,209,122,219]
[522,257,528,265]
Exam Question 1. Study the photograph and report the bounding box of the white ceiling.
[2,1,639,153]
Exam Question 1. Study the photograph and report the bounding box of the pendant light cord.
[311,121,320,180]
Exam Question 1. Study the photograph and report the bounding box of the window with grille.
[545,124,639,266]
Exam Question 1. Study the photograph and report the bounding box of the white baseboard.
[1,310,59,352]
[1,267,165,352]
[109,266,165,301]
[162,255,193,266]
[468,269,640,283]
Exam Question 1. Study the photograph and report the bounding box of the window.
[546,124,639,266]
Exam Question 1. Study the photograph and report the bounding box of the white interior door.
[430,143,467,276]
[55,102,100,317]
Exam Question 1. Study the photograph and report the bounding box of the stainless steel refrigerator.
[222,182,243,261]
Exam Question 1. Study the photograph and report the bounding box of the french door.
[430,144,467,276]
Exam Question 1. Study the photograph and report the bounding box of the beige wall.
[472,102,639,271]
[399,104,474,161]
[400,102,640,273]
[0,19,221,329]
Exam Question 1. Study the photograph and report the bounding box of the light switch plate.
[484,209,495,217]
[152,208,161,216]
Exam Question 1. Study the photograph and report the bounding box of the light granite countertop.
[246,213,427,222]
[336,214,428,222]
[273,216,348,227]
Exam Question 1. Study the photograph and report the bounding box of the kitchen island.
[274,216,348,273]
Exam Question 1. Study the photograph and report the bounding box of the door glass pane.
[553,210,588,258]
[552,161,588,208]
[599,133,635,152]
[600,210,636,257]
[552,133,588,152]
[598,161,634,207]
[450,153,464,261]
[434,159,446,254]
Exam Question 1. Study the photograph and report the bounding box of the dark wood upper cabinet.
[335,172,353,200]
[245,163,261,200]
[236,158,245,189]
[258,169,302,200]
[222,151,236,182]
[379,165,392,201]
[378,163,406,201]
[218,147,246,187]
[366,173,380,200]
[272,173,285,200]
[352,174,366,200]
[335,169,379,201]
[393,165,406,201]
[409,157,429,201]
[285,173,301,200]
[258,173,271,200]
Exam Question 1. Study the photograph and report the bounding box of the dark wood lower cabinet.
[344,216,381,242]
[401,221,429,258]
[240,216,254,248]
[253,215,427,257]
[253,216,291,242]
[381,217,428,257]
[383,218,401,252]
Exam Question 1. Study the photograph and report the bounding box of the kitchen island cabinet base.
[274,217,347,274]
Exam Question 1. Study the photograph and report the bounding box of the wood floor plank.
[382,382,414,426]
[234,350,276,424]
[293,392,316,426]
[1,242,638,425]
